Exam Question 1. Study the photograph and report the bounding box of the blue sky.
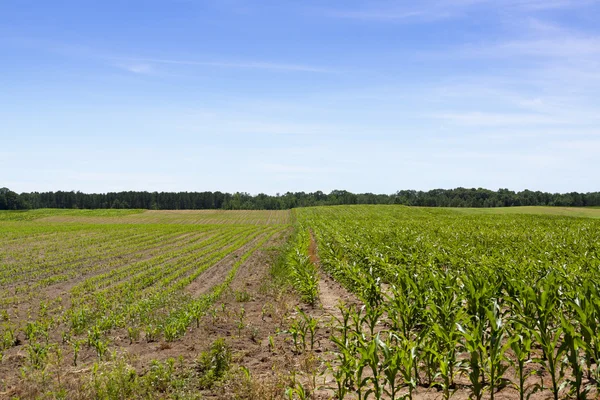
[1,0,599,194]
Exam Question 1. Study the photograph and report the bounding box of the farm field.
[288,205,600,399]
[451,205,600,219]
[0,209,291,398]
[1,205,600,399]
[0,208,290,224]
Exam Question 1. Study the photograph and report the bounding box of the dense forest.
[1,187,599,210]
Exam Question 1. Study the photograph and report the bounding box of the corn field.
[291,205,600,399]
[0,210,287,373]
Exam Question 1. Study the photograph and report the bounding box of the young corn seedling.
[237,307,246,337]
[288,311,309,353]
[297,309,319,350]
[26,341,51,370]
[268,335,275,352]
[87,326,108,360]
[71,339,83,366]
[286,381,309,400]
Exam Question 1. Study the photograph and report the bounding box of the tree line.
[1,187,599,211]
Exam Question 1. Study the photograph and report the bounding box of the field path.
[308,229,358,313]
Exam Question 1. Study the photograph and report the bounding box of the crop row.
[293,206,600,399]
[0,219,284,372]
[38,209,291,225]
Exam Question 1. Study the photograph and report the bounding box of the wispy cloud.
[430,111,563,127]
[117,57,333,73]
[515,0,599,11]
[259,163,336,174]
[117,63,153,74]
[464,36,600,58]
[328,9,429,22]
[323,0,598,22]
[1,37,332,74]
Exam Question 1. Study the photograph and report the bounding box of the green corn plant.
[329,339,356,399]
[71,339,82,366]
[421,334,440,387]
[361,267,384,309]
[285,381,309,400]
[362,303,383,338]
[432,349,455,400]
[398,337,418,400]
[268,335,275,352]
[145,324,161,343]
[507,323,534,400]
[330,306,358,399]
[386,270,426,340]
[334,303,353,349]
[26,341,51,369]
[568,285,600,384]
[381,333,417,400]
[354,355,370,400]
[297,309,318,350]
[288,230,320,306]
[358,334,384,400]
[520,278,566,400]
[191,302,205,328]
[164,323,180,342]
[1,324,17,350]
[237,307,246,337]
[87,326,108,360]
[561,315,588,399]
[330,304,372,400]
[429,294,463,390]
[127,326,140,344]
[483,301,510,400]
[380,337,402,400]
[457,319,484,400]
[287,312,310,354]
[329,359,350,400]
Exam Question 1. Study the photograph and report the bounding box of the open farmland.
[286,205,600,399]
[2,206,600,399]
[0,209,290,398]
